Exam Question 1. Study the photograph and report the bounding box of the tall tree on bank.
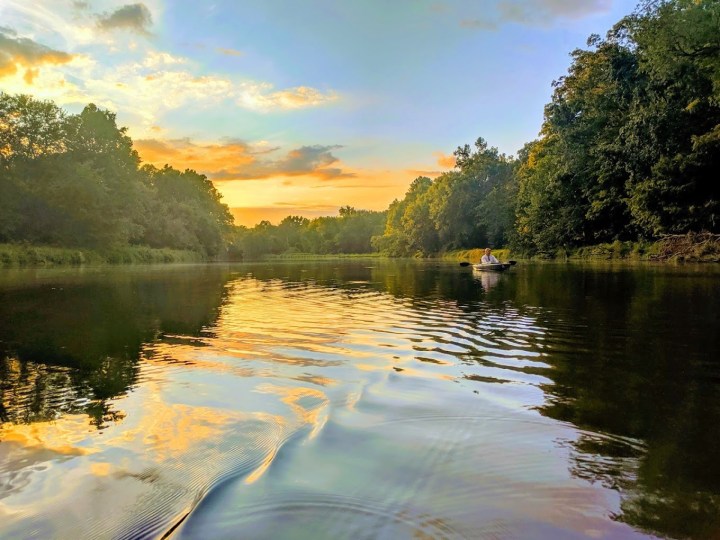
[516,0,720,252]
[372,139,516,256]
[0,93,234,255]
[624,0,720,235]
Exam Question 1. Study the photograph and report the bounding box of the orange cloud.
[136,138,421,227]
[0,28,75,82]
[434,151,456,169]
[135,137,256,173]
[135,137,354,181]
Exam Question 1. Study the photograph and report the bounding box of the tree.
[515,1,720,250]
[623,0,720,234]
[0,93,67,166]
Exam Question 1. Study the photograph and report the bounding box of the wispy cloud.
[460,0,611,29]
[238,84,338,111]
[134,138,354,181]
[498,0,611,23]
[459,18,498,30]
[405,169,444,178]
[217,47,243,57]
[97,3,153,35]
[0,27,74,82]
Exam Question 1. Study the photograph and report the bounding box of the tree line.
[373,0,719,256]
[1,0,717,260]
[1,95,234,257]
[230,206,386,259]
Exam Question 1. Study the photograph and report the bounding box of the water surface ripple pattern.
[2,262,718,539]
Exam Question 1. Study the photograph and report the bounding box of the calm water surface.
[1,260,719,539]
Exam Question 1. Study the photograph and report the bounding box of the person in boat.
[481,248,500,264]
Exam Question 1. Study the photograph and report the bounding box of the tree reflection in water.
[1,261,719,538]
[0,266,233,428]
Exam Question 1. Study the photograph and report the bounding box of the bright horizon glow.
[0,0,639,226]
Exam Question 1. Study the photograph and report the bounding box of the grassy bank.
[440,248,515,264]
[564,233,720,262]
[439,234,720,264]
[0,244,205,267]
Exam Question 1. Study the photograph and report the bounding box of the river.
[1,260,719,539]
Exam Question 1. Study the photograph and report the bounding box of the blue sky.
[0,0,638,225]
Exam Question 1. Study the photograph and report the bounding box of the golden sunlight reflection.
[256,384,329,440]
[3,267,652,540]
[0,415,96,458]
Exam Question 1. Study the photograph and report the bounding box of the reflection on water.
[0,261,719,539]
[474,268,502,291]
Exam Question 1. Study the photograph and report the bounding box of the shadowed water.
[1,261,719,539]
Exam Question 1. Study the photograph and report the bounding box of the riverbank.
[441,233,720,264]
[563,233,720,262]
[440,248,515,264]
[262,252,386,261]
[8,232,715,268]
[0,244,204,267]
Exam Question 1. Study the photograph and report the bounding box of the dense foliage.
[0,95,233,257]
[515,0,720,252]
[373,0,719,256]
[229,206,386,259]
[371,139,517,256]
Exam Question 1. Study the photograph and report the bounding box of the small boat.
[472,261,516,272]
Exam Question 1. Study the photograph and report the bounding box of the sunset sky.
[1,0,637,226]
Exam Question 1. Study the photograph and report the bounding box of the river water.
[0,260,719,539]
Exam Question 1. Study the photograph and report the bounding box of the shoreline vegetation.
[443,232,720,264]
[0,244,203,267]
[1,1,717,268]
[3,232,719,267]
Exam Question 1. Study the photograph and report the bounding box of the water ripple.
[0,267,659,540]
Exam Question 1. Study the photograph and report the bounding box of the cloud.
[238,84,338,111]
[97,3,153,35]
[71,54,335,129]
[405,169,444,178]
[0,27,75,81]
[498,0,611,23]
[459,18,498,30]
[460,0,611,29]
[134,138,354,181]
[434,151,456,169]
[272,145,353,179]
[134,137,255,173]
[0,6,337,128]
[81,68,234,127]
[217,47,243,57]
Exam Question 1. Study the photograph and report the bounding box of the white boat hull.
[472,263,512,272]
